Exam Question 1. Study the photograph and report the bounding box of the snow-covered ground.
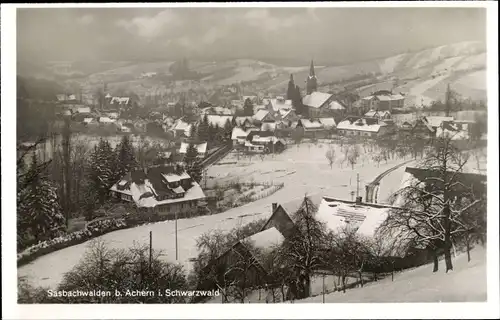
[18,142,409,289]
[377,160,418,204]
[297,246,486,303]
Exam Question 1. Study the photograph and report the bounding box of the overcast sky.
[17,7,486,65]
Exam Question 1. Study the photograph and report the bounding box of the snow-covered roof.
[179,142,207,154]
[110,166,205,208]
[83,117,94,123]
[110,97,130,105]
[268,98,293,111]
[76,107,91,114]
[206,115,233,128]
[424,116,455,128]
[201,106,233,115]
[99,117,115,123]
[105,93,112,98]
[231,127,249,140]
[302,92,332,109]
[261,122,277,132]
[436,122,470,141]
[242,227,284,251]
[278,108,294,119]
[253,110,271,122]
[317,197,400,252]
[244,141,264,148]
[107,112,119,119]
[170,119,193,136]
[329,100,345,110]
[298,119,324,130]
[252,135,278,144]
[318,118,336,129]
[234,116,253,126]
[337,118,381,133]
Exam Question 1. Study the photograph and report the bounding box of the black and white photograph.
[2,2,499,319]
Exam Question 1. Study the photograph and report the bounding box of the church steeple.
[306,59,318,95]
[309,60,316,77]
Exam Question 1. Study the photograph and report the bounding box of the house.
[411,117,436,139]
[170,118,193,138]
[119,125,132,133]
[76,107,91,114]
[424,116,455,130]
[317,117,337,131]
[134,119,148,133]
[82,117,96,126]
[98,116,115,124]
[261,121,277,132]
[110,97,131,108]
[278,109,299,126]
[232,127,251,145]
[361,91,405,112]
[267,96,293,112]
[295,119,327,139]
[364,110,391,121]
[178,142,207,157]
[336,116,389,137]
[201,106,233,116]
[302,92,334,118]
[110,165,206,216]
[234,116,255,129]
[198,226,284,294]
[253,110,276,124]
[206,115,234,128]
[436,120,471,141]
[106,111,120,119]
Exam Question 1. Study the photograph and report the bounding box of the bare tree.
[379,136,485,273]
[325,146,336,169]
[347,145,360,170]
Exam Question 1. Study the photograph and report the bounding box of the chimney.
[272,203,278,213]
[355,196,362,204]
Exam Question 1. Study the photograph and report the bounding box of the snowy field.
[297,246,486,303]
[18,142,410,289]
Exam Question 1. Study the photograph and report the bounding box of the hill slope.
[299,246,486,303]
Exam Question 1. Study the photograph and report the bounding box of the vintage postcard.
[2,1,498,319]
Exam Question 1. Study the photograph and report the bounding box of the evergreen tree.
[208,123,217,143]
[88,139,118,205]
[18,154,66,246]
[287,74,296,100]
[197,115,210,143]
[293,85,305,116]
[187,159,203,184]
[184,143,199,167]
[243,98,254,116]
[223,119,234,142]
[115,135,138,179]
[189,124,198,141]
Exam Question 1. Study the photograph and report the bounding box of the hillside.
[298,245,486,303]
[17,41,486,105]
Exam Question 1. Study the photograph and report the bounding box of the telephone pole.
[356,173,360,198]
[175,212,178,260]
[149,231,153,271]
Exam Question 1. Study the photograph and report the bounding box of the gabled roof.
[298,119,324,130]
[337,117,381,133]
[318,117,336,129]
[302,92,333,109]
[234,116,253,126]
[329,100,345,110]
[110,165,205,208]
[261,122,277,132]
[424,116,455,128]
[231,127,250,140]
[242,227,284,251]
[253,110,272,122]
[179,142,207,154]
[110,97,130,105]
[206,115,234,128]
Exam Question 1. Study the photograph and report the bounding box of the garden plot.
[18,142,409,289]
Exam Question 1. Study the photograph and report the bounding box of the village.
[16,56,489,305]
